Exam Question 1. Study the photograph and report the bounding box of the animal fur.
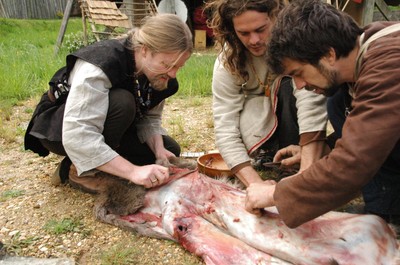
[96,179,147,216]
[95,157,198,216]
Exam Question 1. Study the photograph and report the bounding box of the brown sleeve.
[231,161,252,174]
[299,131,326,146]
[273,35,400,228]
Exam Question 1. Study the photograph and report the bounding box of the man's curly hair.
[204,0,284,81]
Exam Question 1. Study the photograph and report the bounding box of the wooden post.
[81,4,88,46]
[360,0,376,26]
[54,0,74,56]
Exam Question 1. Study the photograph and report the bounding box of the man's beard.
[316,62,342,97]
[148,75,169,91]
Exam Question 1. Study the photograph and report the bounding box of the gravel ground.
[0,97,215,264]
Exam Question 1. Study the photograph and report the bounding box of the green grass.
[0,189,24,202]
[43,217,91,236]
[99,242,141,265]
[176,51,216,97]
[0,18,83,142]
[2,231,40,255]
[0,18,83,118]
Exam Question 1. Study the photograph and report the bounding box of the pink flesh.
[107,168,400,265]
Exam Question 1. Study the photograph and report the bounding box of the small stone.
[39,246,48,252]
[9,230,19,236]
[1,227,10,233]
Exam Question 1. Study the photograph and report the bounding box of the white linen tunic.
[212,53,327,169]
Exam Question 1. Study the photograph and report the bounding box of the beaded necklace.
[249,59,273,97]
[133,75,152,119]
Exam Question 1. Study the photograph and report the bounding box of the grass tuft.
[99,243,141,265]
[43,217,91,236]
[0,190,25,202]
[2,232,40,255]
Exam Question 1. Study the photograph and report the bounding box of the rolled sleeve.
[62,59,119,175]
[293,83,328,134]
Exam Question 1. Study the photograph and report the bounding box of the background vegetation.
[0,18,78,118]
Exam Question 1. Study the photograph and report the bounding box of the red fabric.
[193,6,214,38]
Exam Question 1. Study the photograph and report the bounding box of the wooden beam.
[375,0,399,21]
[54,0,74,56]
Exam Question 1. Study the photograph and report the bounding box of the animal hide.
[94,165,400,265]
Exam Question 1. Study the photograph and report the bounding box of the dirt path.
[0,97,215,264]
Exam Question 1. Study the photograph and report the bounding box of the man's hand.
[245,180,276,216]
[274,145,301,167]
[235,165,264,187]
[130,164,170,188]
[98,156,171,189]
[155,148,176,162]
[146,134,177,163]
